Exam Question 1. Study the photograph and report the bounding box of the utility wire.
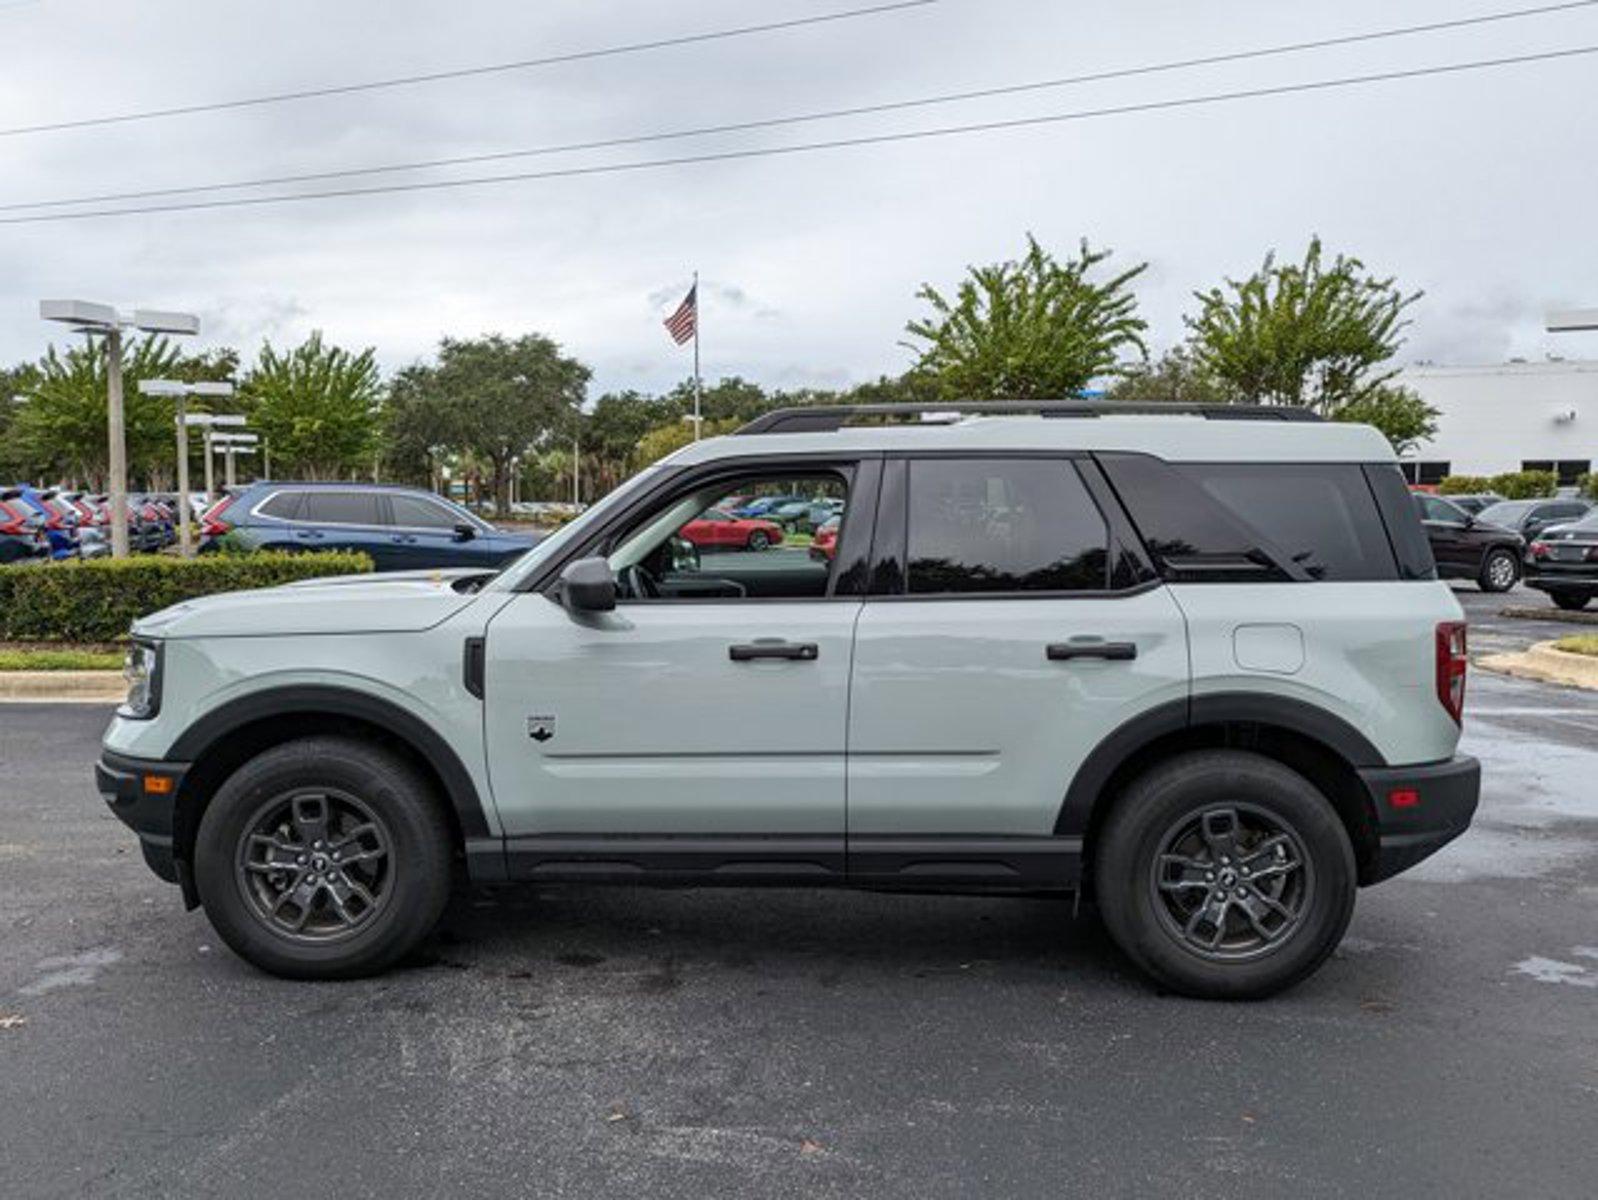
[0,0,938,138]
[6,0,1594,213]
[2,43,1592,226]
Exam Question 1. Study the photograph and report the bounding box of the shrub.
[1437,475,1493,495]
[1488,470,1558,500]
[0,551,372,643]
[1578,473,1598,502]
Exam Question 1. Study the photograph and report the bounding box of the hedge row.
[1436,470,1559,500]
[0,552,372,643]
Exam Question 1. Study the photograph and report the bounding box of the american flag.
[663,284,697,345]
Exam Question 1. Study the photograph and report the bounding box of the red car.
[809,515,840,561]
[680,508,784,551]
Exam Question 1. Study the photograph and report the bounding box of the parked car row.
[1,487,186,563]
[1411,490,1595,602]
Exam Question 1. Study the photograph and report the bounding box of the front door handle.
[1047,641,1137,662]
[729,641,819,662]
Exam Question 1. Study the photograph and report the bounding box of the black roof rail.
[734,400,1323,435]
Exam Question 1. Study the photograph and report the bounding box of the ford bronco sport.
[98,401,1479,999]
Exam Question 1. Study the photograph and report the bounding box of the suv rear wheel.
[1095,750,1356,1000]
[193,736,453,979]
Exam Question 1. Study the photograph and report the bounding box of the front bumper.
[1358,755,1480,884]
[95,750,190,890]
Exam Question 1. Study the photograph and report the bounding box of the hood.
[132,567,494,639]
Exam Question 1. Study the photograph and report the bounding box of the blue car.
[200,481,543,571]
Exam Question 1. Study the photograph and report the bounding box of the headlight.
[121,640,162,720]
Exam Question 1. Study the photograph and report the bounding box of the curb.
[1498,605,1598,627]
[0,670,125,703]
[1478,641,1598,691]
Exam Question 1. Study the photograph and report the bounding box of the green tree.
[9,335,233,487]
[241,332,382,480]
[635,417,740,466]
[1331,384,1439,455]
[429,334,590,514]
[905,235,1147,399]
[381,363,463,488]
[1187,237,1420,412]
[1107,346,1233,404]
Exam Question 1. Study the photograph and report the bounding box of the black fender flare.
[1053,692,1385,837]
[167,685,492,839]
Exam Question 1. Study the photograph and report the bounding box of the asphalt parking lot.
[2,586,1596,1199]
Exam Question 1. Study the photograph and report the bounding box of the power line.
[0,0,938,139]
[7,0,1594,213]
[2,43,1592,226]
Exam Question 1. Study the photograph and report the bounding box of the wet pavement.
[1,587,1595,1198]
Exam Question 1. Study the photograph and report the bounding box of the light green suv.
[98,401,1480,998]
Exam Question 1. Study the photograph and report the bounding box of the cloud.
[1,0,1596,397]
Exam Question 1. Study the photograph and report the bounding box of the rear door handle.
[1047,641,1137,661]
[729,641,820,662]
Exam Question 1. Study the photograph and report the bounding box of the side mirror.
[559,556,616,614]
[453,522,477,542]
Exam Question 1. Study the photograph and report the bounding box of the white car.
[99,401,1478,998]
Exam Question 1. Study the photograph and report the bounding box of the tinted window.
[256,491,303,520]
[1416,494,1467,523]
[1367,465,1436,579]
[1176,463,1396,581]
[1102,454,1400,582]
[298,491,382,525]
[906,459,1108,594]
[1098,453,1291,581]
[390,493,462,529]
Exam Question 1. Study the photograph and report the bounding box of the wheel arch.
[1060,693,1385,887]
[167,686,490,896]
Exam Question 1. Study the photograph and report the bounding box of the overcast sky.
[2,0,1596,398]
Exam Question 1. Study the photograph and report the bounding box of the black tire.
[746,530,771,551]
[1551,591,1592,611]
[194,736,453,980]
[1095,750,1356,1000]
[1477,547,1520,593]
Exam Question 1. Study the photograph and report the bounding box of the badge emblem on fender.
[527,715,555,743]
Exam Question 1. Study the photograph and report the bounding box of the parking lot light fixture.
[138,379,235,557]
[40,300,201,558]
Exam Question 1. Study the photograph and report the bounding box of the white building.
[1397,360,1598,487]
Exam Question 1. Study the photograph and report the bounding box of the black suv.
[1411,493,1526,592]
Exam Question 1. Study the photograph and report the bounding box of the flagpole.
[691,270,702,441]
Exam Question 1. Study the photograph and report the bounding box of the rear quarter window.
[1100,454,1409,582]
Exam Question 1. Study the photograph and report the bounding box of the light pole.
[138,380,234,556]
[211,433,258,486]
[40,300,200,558]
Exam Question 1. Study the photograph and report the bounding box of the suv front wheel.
[1095,750,1357,1000]
[1477,547,1519,593]
[193,736,454,980]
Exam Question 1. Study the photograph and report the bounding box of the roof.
[665,410,1395,467]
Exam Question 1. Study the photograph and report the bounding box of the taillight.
[200,494,237,537]
[1529,541,1549,559]
[1435,621,1468,725]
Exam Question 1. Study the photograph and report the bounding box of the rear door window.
[298,491,382,526]
[905,459,1110,594]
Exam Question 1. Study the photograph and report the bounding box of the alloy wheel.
[234,788,393,943]
[1148,803,1313,962]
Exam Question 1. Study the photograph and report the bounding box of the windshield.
[487,466,666,591]
[1476,500,1533,525]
